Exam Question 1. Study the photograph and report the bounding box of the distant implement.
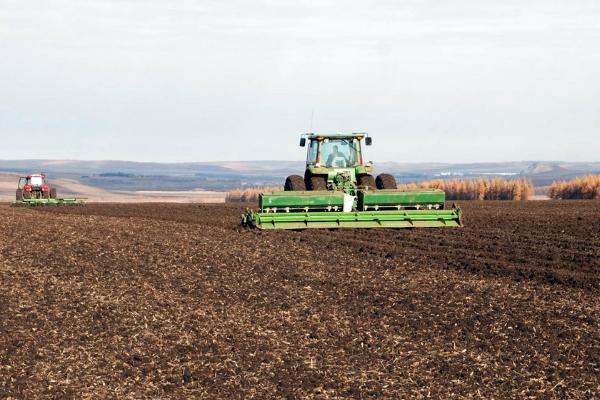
[15,174,84,205]
[242,133,462,229]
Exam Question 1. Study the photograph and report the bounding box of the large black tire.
[376,173,397,189]
[23,191,31,199]
[50,188,57,199]
[284,175,306,191]
[305,171,328,191]
[16,189,23,201]
[356,174,376,189]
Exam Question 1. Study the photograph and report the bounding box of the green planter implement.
[14,198,85,206]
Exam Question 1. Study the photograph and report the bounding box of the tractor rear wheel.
[284,175,306,191]
[16,189,23,201]
[357,174,376,189]
[376,173,397,189]
[23,191,31,199]
[50,188,57,199]
[305,172,328,191]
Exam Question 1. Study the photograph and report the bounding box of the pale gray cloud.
[0,0,599,162]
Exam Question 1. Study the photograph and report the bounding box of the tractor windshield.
[321,139,360,168]
[29,176,44,186]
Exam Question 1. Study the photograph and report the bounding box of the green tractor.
[242,133,462,230]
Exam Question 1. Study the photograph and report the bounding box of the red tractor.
[16,174,57,200]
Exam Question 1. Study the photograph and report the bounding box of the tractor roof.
[304,132,368,140]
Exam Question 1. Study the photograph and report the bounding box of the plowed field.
[1,201,598,398]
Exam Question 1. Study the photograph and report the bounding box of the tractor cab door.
[306,140,319,165]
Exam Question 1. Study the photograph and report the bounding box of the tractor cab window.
[29,176,44,186]
[321,139,359,168]
[306,140,319,164]
[18,178,26,189]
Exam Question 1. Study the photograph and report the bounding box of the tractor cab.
[301,133,371,168]
[16,173,53,200]
[298,133,374,191]
[19,174,46,189]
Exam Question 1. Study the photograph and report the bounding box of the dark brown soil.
[0,201,598,398]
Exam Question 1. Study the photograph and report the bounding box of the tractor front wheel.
[376,173,397,189]
[357,174,376,189]
[284,175,306,191]
[305,172,327,191]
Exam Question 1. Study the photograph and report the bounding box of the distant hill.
[1,160,599,197]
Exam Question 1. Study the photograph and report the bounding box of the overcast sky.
[0,0,599,162]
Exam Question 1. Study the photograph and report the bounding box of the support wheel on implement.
[305,172,327,191]
[357,174,376,190]
[284,175,306,191]
[376,173,397,189]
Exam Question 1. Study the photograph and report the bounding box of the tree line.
[399,178,534,200]
[548,175,600,199]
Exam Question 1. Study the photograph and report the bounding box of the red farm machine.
[15,174,83,205]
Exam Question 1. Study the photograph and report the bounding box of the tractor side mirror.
[299,138,306,147]
[365,137,372,146]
